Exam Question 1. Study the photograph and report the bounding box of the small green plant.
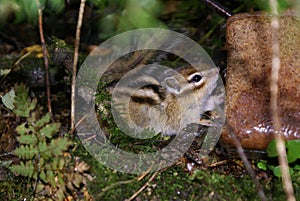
[1,84,91,200]
[0,0,65,27]
[257,139,300,177]
[254,0,292,13]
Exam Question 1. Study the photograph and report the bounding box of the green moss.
[77,146,296,201]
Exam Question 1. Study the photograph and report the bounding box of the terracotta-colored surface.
[221,12,300,150]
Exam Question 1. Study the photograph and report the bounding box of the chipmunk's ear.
[164,77,181,94]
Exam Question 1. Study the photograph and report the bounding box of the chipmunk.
[111,64,223,137]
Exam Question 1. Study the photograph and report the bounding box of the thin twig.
[97,165,154,199]
[36,0,52,119]
[269,1,296,200]
[226,121,267,201]
[208,160,228,168]
[201,0,233,18]
[14,51,32,66]
[71,0,86,132]
[125,171,159,201]
[97,177,138,198]
[137,165,153,181]
[124,165,172,201]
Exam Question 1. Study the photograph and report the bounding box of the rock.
[221,12,300,150]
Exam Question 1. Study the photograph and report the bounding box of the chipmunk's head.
[163,65,219,97]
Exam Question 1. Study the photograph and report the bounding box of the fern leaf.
[39,170,46,183]
[10,161,35,177]
[58,158,65,170]
[28,98,37,112]
[16,123,34,136]
[40,122,61,139]
[38,141,52,160]
[49,138,72,156]
[13,85,36,117]
[39,138,72,160]
[35,113,51,129]
[52,158,58,170]
[14,145,38,159]
[46,170,56,188]
[39,157,45,167]
[18,134,38,145]
[57,173,65,187]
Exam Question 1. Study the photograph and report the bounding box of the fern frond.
[18,134,38,145]
[35,113,51,129]
[46,169,56,188]
[13,84,37,117]
[8,84,87,201]
[14,144,38,159]
[38,138,72,160]
[38,141,52,160]
[10,161,35,178]
[16,123,34,136]
[39,122,61,139]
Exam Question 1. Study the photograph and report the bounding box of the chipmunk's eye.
[190,74,202,83]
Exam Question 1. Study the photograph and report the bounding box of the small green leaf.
[47,0,65,13]
[1,88,15,110]
[294,165,300,170]
[13,84,34,117]
[14,145,38,159]
[38,141,52,160]
[58,158,65,170]
[257,160,267,171]
[286,140,300,163]
[28,98,37,111]
[48,138,72,156]
[16,123,33,135]
[10,161,35,177]
[35,113,51,128]
[40,122,61,138]
[46,170,56,187]
[39,157,45,167]
[32,171,38,179]
[273,166,282,177]
[52,158,58,169]
[267,164,275,171]
[57,174,65,186]
[267,140,278,157]
[255,0,290,13]
[273,166,294,177]
[40,170,46,183]
[18,134,37,145]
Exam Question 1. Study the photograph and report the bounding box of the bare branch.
[36,0,53,119]
[226,122,267,201]
[71,0,87,132]
[269,1,296,200]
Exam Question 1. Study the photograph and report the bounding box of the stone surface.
[221,12,300,150]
